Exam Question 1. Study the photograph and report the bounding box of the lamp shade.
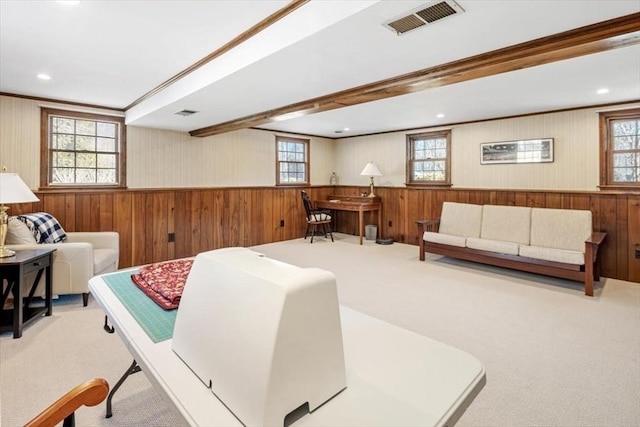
[0,173,40,204]
[360,161,382,177]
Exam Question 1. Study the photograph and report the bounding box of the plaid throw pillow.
[17,213,68,244]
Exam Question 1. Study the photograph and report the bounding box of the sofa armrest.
[586,232,607,246]
[416,219,441,261]
[416,218,441,233]
[585,232,607,265]
[66,232,119,251]
[6,242,95,296]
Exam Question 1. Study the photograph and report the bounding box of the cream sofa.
[6,218,119,306]
[417,202,606,296]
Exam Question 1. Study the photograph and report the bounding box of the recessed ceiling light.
[597,88,610,95]
[436,113,445,118]
[37,74,51,80]
[343,127,350,131]
[56,1,80,5]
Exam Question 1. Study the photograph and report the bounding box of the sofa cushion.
[466,237,520,255]
[480,205,531,245]
[438,202,483,238]
[519,244,585,265]
[94,248,119,275]
[423,231,466,248]
[530,208,591,253]
[6,217,37,244]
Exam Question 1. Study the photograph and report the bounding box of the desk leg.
[45,264,52,316]
[12,275,23,339]
[377,207,382,238]
[359,208,364,245]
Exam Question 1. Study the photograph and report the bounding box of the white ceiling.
[1,0,639,139]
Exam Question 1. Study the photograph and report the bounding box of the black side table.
[0,248,55,338]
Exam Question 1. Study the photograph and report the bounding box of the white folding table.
[89,272,485,426]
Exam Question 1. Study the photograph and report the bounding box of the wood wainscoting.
[10,186,640,283]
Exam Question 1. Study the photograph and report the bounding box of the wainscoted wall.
[11,186,640,284]
[2,94,639,283]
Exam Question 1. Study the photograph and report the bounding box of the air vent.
[383,0,464,35]
[174,109,198,116]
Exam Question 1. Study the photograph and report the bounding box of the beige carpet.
[1,233,639,426]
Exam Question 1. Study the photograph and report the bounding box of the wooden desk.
[89,271,486,426]
[315,196,381,245]
[0,248,55,338]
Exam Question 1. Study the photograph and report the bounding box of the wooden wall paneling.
[598,195,618,279]
[20,187,637,284]
[172,191,190,259]
[457,190,470,204]
[239,189,252,247]
[98,193,114,232]
[203,189,218,251]
[545,193,562,208]
[615,195,629,281]
[64,193,76,231]
[166,191,175,261]
[40,193,66,226]
[526,192,544,207]
[514,192,527,206]
[284,188,302,241]
[186,190,199,254]
[628,195,640,282]
[488,191,498,205]
[223,189,241,247]
[406,188,423,245]
[75,194,92,231]
[561,193,573,209]
[467,190,479,205]
[150,192,169,263]
[113,192,133,268]
[435,190,447,217]
[255,188,274,245]
[90,194,101,230]
[569,194,590,210]
[131,192,147,266]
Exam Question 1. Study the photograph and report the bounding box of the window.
[41,108,126,189]
[406,130,451,186]
[276,136,309,185]
[599,108,640,190]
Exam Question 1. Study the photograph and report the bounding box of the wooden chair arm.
[586,232,607,246]
[416,218,441,233]
[24,378,109,427]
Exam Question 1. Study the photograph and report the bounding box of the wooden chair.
[24,378,109,427]
[301,191,334,243]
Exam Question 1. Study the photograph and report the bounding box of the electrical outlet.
[280,220,285,227]
[168,233,175,242]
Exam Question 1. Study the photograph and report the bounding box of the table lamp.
[0,171,40,258]
[360,161,382,198]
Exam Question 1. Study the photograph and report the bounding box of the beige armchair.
[6,218,119,306]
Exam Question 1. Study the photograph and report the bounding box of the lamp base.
[0,205,15,257]
[0,247,16,258]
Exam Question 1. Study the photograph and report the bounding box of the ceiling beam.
[125,0,309,111]
[189,12,640,138]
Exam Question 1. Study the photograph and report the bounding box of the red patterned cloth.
[131,259,193,310]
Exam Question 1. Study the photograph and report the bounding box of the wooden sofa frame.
[416,219,607,296]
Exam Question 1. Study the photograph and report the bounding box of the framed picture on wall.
[480,138,554,165]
